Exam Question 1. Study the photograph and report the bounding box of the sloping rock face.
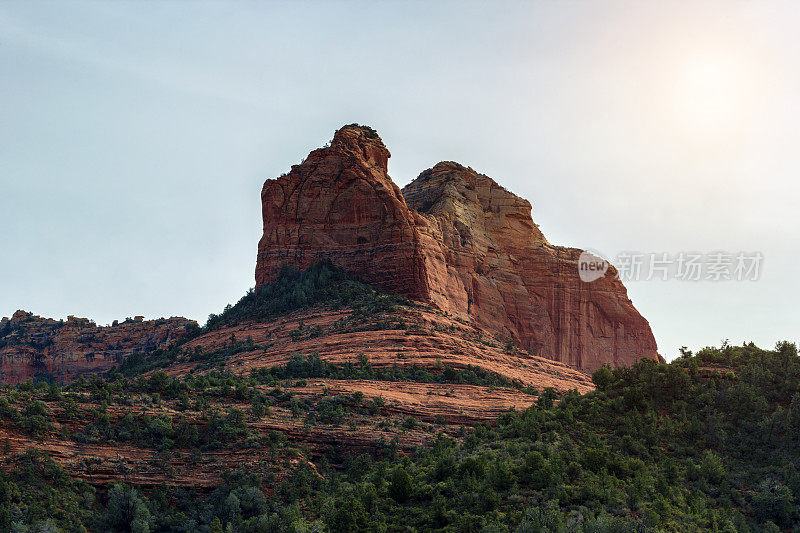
[403,162,659,370]
[163,305,594,393]
[0,311,196,384]
[256,125,659,371]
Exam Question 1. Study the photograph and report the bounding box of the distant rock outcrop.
[256,124,659,371]
[0,310,196,384]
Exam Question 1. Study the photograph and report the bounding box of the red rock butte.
[256,124,660,371]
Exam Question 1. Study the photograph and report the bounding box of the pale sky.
[1,1,798,361]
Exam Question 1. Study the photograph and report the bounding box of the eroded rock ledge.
[0,311,196,384]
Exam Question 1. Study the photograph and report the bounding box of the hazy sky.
[1,1,798,361]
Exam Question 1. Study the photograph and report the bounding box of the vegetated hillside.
[0,263,797,532]
[121,261,593,394]
[2,336,799,532]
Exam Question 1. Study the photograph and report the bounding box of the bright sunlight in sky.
[677,54,746,129]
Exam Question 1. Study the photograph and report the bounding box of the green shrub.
[389,467,412,502]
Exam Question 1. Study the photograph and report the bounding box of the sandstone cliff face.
[255,125,428,300]
[403,162,659,370]
[0,310,196,384]
[255,124,659,371]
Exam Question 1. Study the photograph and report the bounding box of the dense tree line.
[3,341,800,531]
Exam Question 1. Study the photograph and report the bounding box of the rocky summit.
[256,124,659,371]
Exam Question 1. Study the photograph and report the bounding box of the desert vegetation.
[2,341,800,531]
[204,261,411,332]
[2,265,797,531]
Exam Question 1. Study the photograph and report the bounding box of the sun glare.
[673,54,746,135]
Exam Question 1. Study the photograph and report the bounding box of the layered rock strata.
[255,125,659,370]
[0,310,196,384]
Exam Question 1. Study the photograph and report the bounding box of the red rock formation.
[403,162,660,370]
[0,310,196,384]
[255,125,428,300]
[255,125,659,371]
